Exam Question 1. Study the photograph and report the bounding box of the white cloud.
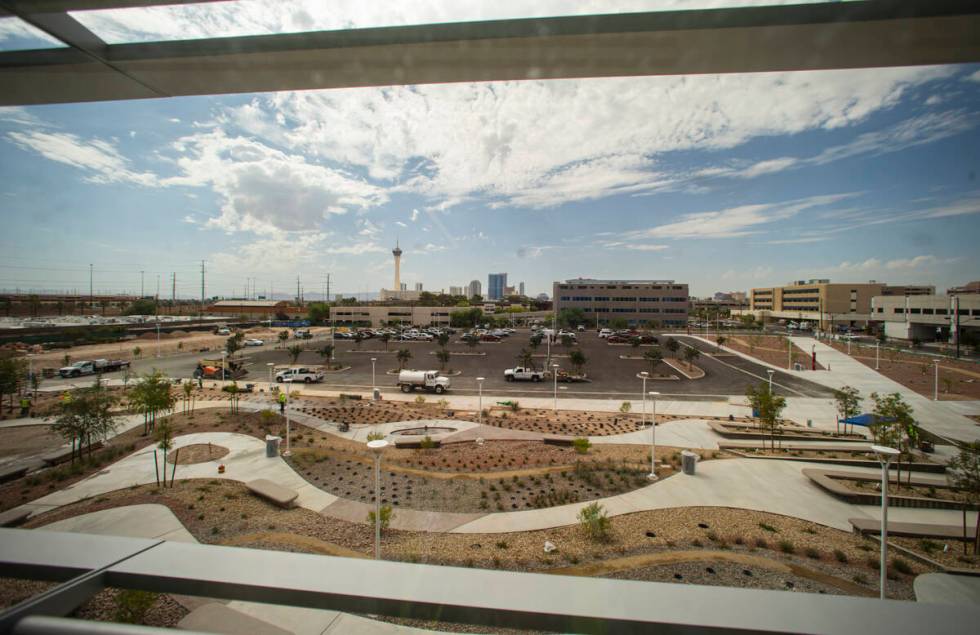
[965,70,980,83]
[0,107,45,127]
[394,221,407,227]
[168,118,181,123]
[211,232,329,274]
[324,241,386,255]
[624,193,857,240]
[161,130,387,234]
[182,215,198,224]
[410,209,420,222]
[600,241,670,251]
[6,130,159,187]
[828,254,959,275]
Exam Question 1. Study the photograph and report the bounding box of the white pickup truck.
[275,367,324,383]
[504,366,545,382]
[58,359,130,378]
[398,370,451,393]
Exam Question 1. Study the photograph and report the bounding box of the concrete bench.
[178,603,291,635]
[40,441,103,466]
[246,479,298,508]
[0,464,28,484]
[0,507,31,527]
[392,436,442,449]
[850,518,977,541]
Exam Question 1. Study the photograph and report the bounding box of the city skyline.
[1,8,979,299]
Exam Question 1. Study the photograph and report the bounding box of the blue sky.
[1,2,979,299]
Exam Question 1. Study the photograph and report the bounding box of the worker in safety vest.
[278,390,287,414]
[19,396,31,417]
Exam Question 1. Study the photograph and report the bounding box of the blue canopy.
[841,413,894,427]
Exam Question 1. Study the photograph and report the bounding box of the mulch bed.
[167,443,229,465]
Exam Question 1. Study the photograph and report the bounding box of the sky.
[0,1,979,300]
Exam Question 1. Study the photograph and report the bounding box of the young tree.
[224,382,240,413]
[947,442,980,555]
[683,345,701,369]
[833,386,861,435]
[466,336,479,351]
[643,348,663,376]
[353,332,364,350]
[129,371,175,435]
[287,344,303,365]
[380,332,391,351]
[610,317,628,330]
[225,335,242,357]
[716,335,727,350]
[318,344,335,368]
[396,348,412,370]
[182,381,194,415]
[560,334,574,349]
[745,383,786,449]
[869,391,916,488]
[0,355,26,414]
[52,380,118,462]
[529,333,543,351]
[436,349,451,370]
[516,347,534,369]
[664,337,680,356]
[437,332,450,349]
[277,330,289,349]
[155,420,174,488]
[569,350,587,376]
[132,346,142,360]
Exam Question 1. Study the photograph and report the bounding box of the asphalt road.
[45,330,834,400]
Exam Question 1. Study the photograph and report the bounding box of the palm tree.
[529,333,543,351]
[516,347,534,369]
[664,337,680,356]
[643,348,663,375]
[436,349,450,370]
[277,330,289,349]
[716,335,727,350]
[437,332,450,349]
[396,348,412,370]
[561,334,574,349]
[683,345,701,369]
[287,344,303,365]
[380,333,391,351]
[569,350,587,376]
[318,344,335,368]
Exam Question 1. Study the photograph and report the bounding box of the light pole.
[933,360,940,401]
[639,371,649,427]
[371,357,377,390]
[552,363,559,411]
[872,444,900,600]
[810,344,816,371]
[283,381,291,456]
[847,336,852,356]
[766,369,774,394]
[367,438,389,560]
[476,376,485,424]
[875,340,880,370]
[156,318,161,358]
[648,391,660,480]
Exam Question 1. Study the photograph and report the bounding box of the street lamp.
[648,391,660,480]
[552,363,560,411]
[871,444,900,600]
[639,371,649,427]
[371,357,377,390]
[476,377,485,424]
[933,360,940,401]
[367,438,389,560]
[283,381,292,456]
[766,369,775,394]
[875,340,880,370]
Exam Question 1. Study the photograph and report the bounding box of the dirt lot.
[717,334,824,370]
[826,341,980,400]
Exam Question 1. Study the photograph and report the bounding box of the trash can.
[265,435,281,457]
[681,450,698,476]
[373,388,381,401]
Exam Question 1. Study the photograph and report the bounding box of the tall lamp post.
[766,369,775,394]
[266,362,274,385]
[933,360,940,401]
[639,371,649,427]
[476,376,485,424]
[648,391,660,480]
[872,444,900,600]
[552,363,560,411]
[371,357,377,390]
[283,381,291,456]
[367,438,389,560]
[875,340,880,370]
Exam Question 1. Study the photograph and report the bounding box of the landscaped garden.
[714,334,823,370]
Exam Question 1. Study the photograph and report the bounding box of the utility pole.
[200,260,205,317]
[171,272,176,304]
[140,270,145,297]
[326,273,331,303]
[89,264,93,309]
[296,276,301,305]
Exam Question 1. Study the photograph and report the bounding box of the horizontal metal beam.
[2,529,979,635]
[1,1,979,106]
[0,0,226,15]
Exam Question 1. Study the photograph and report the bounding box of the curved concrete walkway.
[36,504,436,635]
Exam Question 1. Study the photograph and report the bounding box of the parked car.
[606,335,630,343]
[598,328,613,338]
[480,334,501,342]
[294,329,313,339]
[243,338,264,347]
[576,325,586,331]
[275,367,324,383]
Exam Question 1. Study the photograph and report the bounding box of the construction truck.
[193,355,248,380]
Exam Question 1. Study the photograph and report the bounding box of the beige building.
[871,293,980,342]
[744,280,934,328]
[553,279,689,328]
[207,300,301,318]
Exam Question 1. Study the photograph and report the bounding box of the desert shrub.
[706,531,719,542]
[834,549,848,563]
[414,395,426,404]
[509,400,521,412]
[892,558,913,575]
[918,539,940,553]
[495,540,509,549]
[367,504,394,531]
[758,522,779,533]
[114,590,157,624]
[572,438,592,455]
[619,401,632,413]
[778,540,795,554]
[754,537,768,549]
[366,431,385,441]
[578,502,611,542]
[419,435,436,450]
[804,547,821,559]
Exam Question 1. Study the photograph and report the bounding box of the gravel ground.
[892,536,980,570]
[607,559,845,595]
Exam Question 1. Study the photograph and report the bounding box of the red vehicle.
[480,334,501,342]
[606,335,630,343]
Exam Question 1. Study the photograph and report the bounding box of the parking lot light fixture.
[875,340,880,370]
[284,381,291,456]
[552,363,560,411]
[871,444,900,599]
[476,377,485,423]
[648,391,660,480]
[371,358,377,390]
[933,360,940,401]
[367,438,390,560]
[639,371,649,427]
[766,369,775,394]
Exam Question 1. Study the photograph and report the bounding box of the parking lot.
[41,328,836,399]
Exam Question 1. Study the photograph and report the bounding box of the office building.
[449,286,464,296]
[468,280,482,299]
[519,282,526,296]
[553,278,689,328]
[871,293,980,342]
[414,283,423,292]
[745,279,934,328]
[948,281,980,295]
[488,273,507,300]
